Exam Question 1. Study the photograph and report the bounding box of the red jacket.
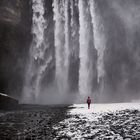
[87,98,91,104]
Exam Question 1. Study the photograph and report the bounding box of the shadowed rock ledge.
[0,93,19,109]
[0,0,32,98]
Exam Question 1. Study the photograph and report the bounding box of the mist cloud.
[110,0,140,32]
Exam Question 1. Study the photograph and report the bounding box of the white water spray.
[70,0,79,59]
[64,1,70,69]
[22,0,106,103]
[53,0,70,95]
[89,0,106,83]
[78,0,94,98]
[22,0,51,103]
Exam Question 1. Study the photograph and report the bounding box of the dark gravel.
[0,104,71,140]
[1,105,139,140]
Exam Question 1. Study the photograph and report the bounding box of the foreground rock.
[54,104,140,139]
[0,0,32,98]
[0,105,69,139]
[0,93,19,109]
[0,104,140,139]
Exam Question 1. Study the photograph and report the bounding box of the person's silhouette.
[87,96,91,109]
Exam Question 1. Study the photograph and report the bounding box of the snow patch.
[0,93,8,97]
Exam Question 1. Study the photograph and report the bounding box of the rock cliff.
[0,0,32,98]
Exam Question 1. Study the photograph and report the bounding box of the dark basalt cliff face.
[0,0,32,98]
[0,93,18,109]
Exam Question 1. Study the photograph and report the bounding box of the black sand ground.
[0,105,71,140]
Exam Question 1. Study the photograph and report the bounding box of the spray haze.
[17,0,140,104]
[110,0,140,31]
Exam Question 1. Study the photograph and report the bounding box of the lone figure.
[87,96,91,109]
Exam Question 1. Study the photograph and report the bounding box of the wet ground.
[54,109,140,139]
[0,104,140,140]
[0,104,71,140]
[54,104,140,139]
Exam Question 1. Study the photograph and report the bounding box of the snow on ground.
[53,103,140,139]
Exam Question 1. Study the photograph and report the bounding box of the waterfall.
[64,1,70,71]
[22,0,102,103]
[89,0,106,83]
[22,0,52,103]
[20,0,135,104]
[70,0,79,60]
[68,0,79,92]
[53,0,70,95]
[78,0,95,99]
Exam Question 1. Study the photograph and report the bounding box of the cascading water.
[53,0,70,95]
[89,0,106,83]
[68,0,79,93]
[89,0,106,100]
[78,0,96,99]
[22,0,52,103]
[22,0,104,103]
[20,0,138,103]
[64,0,70,72]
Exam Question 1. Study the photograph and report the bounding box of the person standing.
[87,96,91,109]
